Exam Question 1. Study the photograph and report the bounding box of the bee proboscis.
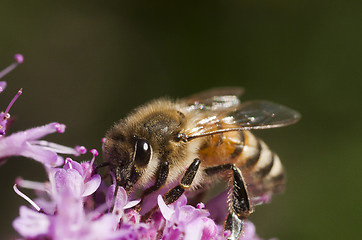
[103,87,301,240]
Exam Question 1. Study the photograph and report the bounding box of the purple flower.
[157,194,264,240]
[13,206,51,238]
[158,194,214,240]
[50,188,117,240]
[13,151,120,240]
[56,152,101,198]
[13,155,266,240]
[0,122,80,166]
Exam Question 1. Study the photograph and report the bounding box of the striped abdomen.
[198,129,285,197]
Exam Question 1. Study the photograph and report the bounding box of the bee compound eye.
[134,139,152,167]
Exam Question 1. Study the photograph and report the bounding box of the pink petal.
[201,217,219,240]
[106,184,116,209]
[20,145,59,166]
[123,199,141,209]
[55,169,84,198]
[0,126,65,166]
[12,206,50,238]
[89,214,119,238]
[184,218,204,240]
[64,158,84,176]
[54,156,65,167]
[242,221,260,240]
[158,195,174,221]
[34,198,56,215]
[21,123,61,141]
[113,186,128,210]
[163,227,182,240]
[82,174,101,197]
[106,185,129,211]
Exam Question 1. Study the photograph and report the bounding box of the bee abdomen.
[252,141,276,177]
[239,131,285,193]
[264,153,285,193]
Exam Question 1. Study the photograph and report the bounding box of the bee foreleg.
[136,161,169,211]
[205,164,251,240]
[143,161,170,197]
[141,158,201,222]
[163,158,201,205]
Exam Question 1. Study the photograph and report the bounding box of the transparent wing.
[181,87,244,112]
[185,100,301,141]
[226,100,301,129]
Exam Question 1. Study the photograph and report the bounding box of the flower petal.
[106,184,116,209]
[55,169,84,198]
[123,199,141,209]
[158,195,174,221]
[242,221,262,240]
[82,174,101,197]
[0,132,59,166]
[20,144,59,166]
[12,206,50,238]
[201,217,219,240]
[64,158,84,175]
[113,186,128,211]
[20,122,62,141]
[185,218,204,240]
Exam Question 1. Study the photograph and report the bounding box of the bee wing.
[185,100,301,141]
[181,87,244,112]
[226,100,301,129]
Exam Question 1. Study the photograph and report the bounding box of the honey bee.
[103,87,300,240]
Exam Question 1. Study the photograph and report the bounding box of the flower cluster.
[1,55,267,240]
[12,157,263,240]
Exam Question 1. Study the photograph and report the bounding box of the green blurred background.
[1,0,361,239]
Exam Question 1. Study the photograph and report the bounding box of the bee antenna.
[94,162,110,173]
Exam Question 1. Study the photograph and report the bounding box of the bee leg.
[141,158,201,221]
[205,164,251,240]
[142,161,169,198]
[163,158,201,205]
[135,161,169,211]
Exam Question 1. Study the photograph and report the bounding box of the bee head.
[103,127,153,192]
[103,101,186,192]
